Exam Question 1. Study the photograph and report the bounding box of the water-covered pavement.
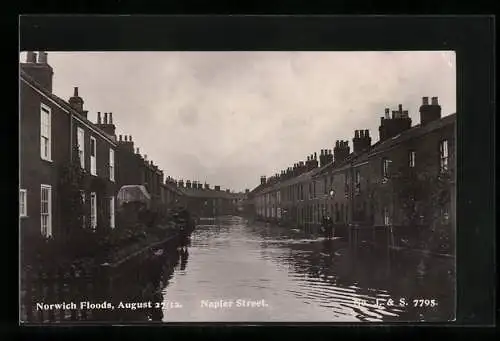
[159,216,455,322]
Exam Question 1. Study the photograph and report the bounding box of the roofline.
[21,72,118,146]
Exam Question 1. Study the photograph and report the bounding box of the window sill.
[40,157,53,163]
[19,215,29,219]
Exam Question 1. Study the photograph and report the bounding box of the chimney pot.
[398,104,403,112]
[73,87,79,97]
[144,154,147,160]
[104,112,108,124]
[431,96,439,105]
[314,152,317,160]
[364,129,369,137]
[422,96,429,105]
[109,112,113,124]
[136,148,140,154]
[38,51,48,64]
[26,51,37,63]
[124,135,128,141]
[97,112,102,124]
[119,134,122,141]
[129,135,132,142]
[392,111,396,119]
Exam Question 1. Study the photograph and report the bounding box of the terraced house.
[20,52,118,239]
[252,97,456,239]
[177,181,239,218]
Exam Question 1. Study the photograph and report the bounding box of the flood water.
[159,216,455,322]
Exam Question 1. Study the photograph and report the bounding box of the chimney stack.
[379,104,412,141]
[205,183,210,190]
[69,86,84,113]
[97,112,102,124]
[353,129,371,154]
[334,140,350,163]
[21,51,54,92]
[420,96,442,125]
[215,185,221,191]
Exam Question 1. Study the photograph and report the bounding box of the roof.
[252,163,327,196]
[178,187,237,199]
[313,113,456,176]
[364,113,456,158]
[161,182,184,195]
[20,68,117,146]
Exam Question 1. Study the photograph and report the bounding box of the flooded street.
[160,216,455,322]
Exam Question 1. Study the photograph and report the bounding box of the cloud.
[23,51,456,192]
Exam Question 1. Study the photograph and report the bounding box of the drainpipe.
[70,113,73,160]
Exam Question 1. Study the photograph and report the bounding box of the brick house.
[160,177,185,213]
[20,52,118,239]
[251,97,456,239]
[177,181,237,217]
[115,136,164,215]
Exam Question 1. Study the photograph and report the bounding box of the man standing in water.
[324,215,334,240]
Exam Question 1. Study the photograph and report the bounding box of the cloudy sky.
[23,51,456,192]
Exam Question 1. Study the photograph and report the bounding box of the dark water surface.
[159,216,455,322]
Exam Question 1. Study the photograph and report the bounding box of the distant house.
[176,181,238,217]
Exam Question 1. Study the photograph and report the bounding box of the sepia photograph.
[19,50,456,323]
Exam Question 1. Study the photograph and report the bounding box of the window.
[40,104,51,161]
[383,207,391,226]
[110,196,115,229]
[441,206,450,224]
[81,191,86,229]
[109,148,115,181]
[90,137,97,175]
[355,170,361,194]
[77,127,85,169]
[439,140,449,173]
[19,189,27,217]
[90,192,97,230]
[382,158,391,178]
[40,185,52,237]
[409,150,416,168]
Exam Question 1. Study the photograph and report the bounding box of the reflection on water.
[48,216,452,323]
[157,216,454,322]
